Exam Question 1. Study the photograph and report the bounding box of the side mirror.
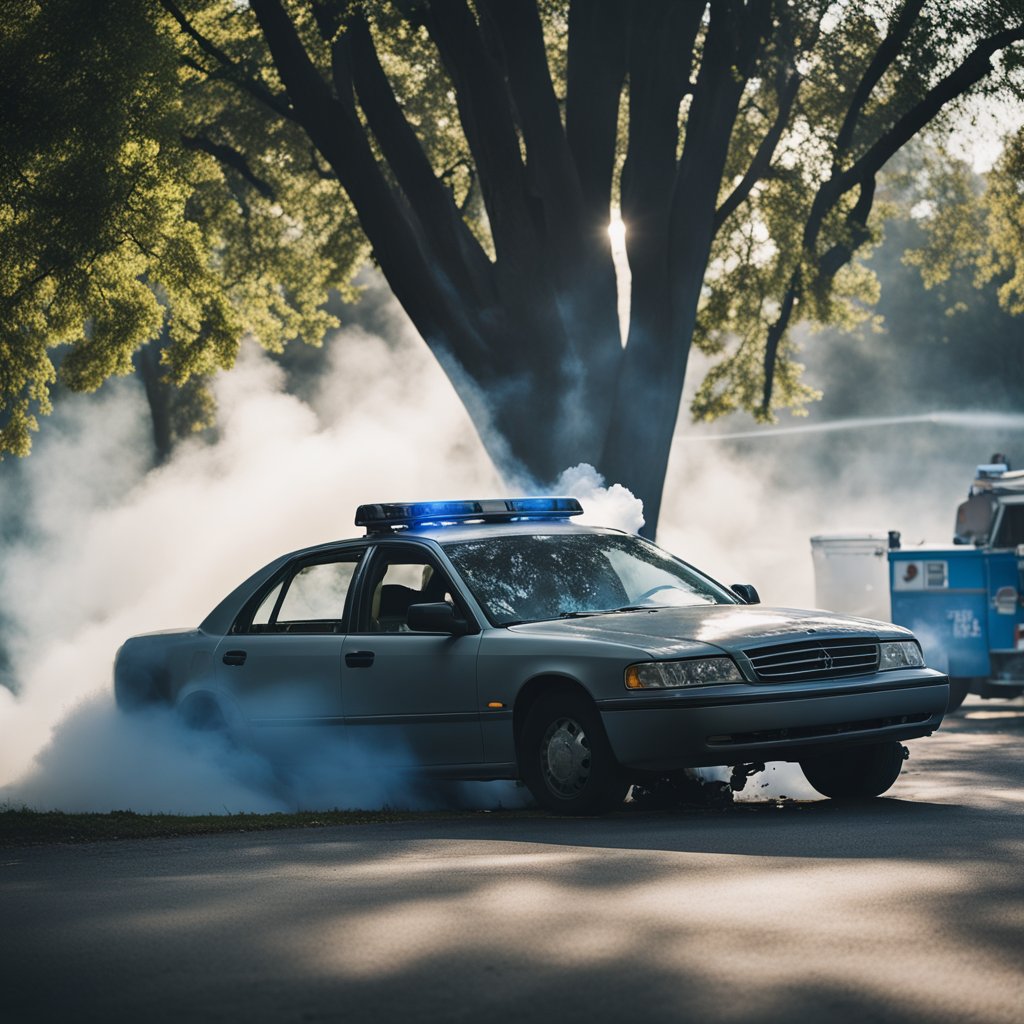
[731,583,760,605]
[406,602,471,636]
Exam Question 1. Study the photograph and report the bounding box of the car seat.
[374,583,418,631]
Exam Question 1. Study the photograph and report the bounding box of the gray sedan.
[114,498,949,813]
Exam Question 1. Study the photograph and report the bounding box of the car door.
[215,549,363,753]
[341,542,483,766]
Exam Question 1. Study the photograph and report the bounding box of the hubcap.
[541,716,592,797]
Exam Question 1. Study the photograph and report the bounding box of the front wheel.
[799,741,907,800]
[519,693,629,815]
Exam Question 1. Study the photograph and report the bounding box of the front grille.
[743,638,879,682]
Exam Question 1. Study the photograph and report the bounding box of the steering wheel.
[633,584,679,604]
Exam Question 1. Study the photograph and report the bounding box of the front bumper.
[596,669,949,771]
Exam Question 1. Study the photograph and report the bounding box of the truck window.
[992,503,1024,548]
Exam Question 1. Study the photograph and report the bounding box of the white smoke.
[2,279,1014,812]
[0,299,651,813]
[11,697,286,814]
[729,762,820,803]
[554,463,645,534]
[0,294,508,812]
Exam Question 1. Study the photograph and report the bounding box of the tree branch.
[833,0,926,162]
[715,3,828,233]
[343,10,493,303]
[818,175,876,283]
[420,0,535,264]
[759,279,800,415]
[180,134,276,200]
[760,21,1024,413]
[308,0,358,114]
[621,1,702,229]
[565,0,629,228]
[838,23,1024,199]
[477,0,583,234]
[245,3,423,300]
[668,0,771,282]
[247,0,495,377]
[714,70,799,233]
[158,0,295,121]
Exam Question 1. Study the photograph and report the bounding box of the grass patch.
[0,806,439,847]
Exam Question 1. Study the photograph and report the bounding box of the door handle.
[222,650,247,666]
[345,650,375,668]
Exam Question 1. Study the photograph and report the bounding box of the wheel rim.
[540,716,592,797]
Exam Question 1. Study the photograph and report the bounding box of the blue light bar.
[355,497,584,532]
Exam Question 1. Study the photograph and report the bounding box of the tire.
[177,694,229,733]
[799,741,906,800]
[974,680,1024,700]
[946,678,971,713]
[519,692,629,815]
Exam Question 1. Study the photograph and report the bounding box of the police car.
[114,498,949,814]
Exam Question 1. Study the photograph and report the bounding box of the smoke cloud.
[2,277,1018,813]
[0,293,510,811]
[555,463,646,534]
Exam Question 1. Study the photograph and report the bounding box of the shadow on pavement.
[3,697,1022,1024]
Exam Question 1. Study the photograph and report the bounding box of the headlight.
[625,657,742,689]
[879,640,926,670]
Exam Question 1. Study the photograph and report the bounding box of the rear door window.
[242,553,363,633]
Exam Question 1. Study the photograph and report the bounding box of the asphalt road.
[2,698,1022,1024]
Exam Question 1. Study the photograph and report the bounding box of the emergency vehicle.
[811,457,1024,711]
[889,459,1024,710]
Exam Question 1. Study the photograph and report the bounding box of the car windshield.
[443,532,737,625]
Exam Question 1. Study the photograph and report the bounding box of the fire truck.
[812,458,1024,711]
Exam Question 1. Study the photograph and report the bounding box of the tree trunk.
[245,0,755,538]
[171,1,1024,541]
[132,335,173,466]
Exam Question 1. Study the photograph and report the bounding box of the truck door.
[985,498,1024,660]
[889,548,990,677]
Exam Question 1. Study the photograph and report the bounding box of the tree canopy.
[803,140,1024,422]
[0,0,365,457]
[906,123,1024,319]
[4,0,1024,532]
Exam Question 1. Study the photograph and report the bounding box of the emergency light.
[355,497,584,532]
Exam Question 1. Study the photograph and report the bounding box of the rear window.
[444,533,736,625]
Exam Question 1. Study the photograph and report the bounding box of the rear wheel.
[799,741,906,800]
[177,694,229,733]
[519,692,628,815]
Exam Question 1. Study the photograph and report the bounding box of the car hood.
[506,604,905,658]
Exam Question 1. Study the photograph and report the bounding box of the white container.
[810,531,891,621]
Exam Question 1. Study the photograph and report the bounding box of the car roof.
[296,518,623,553]
[197,519,625,635]
[241,518,625,565]
[398,519,624,545]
